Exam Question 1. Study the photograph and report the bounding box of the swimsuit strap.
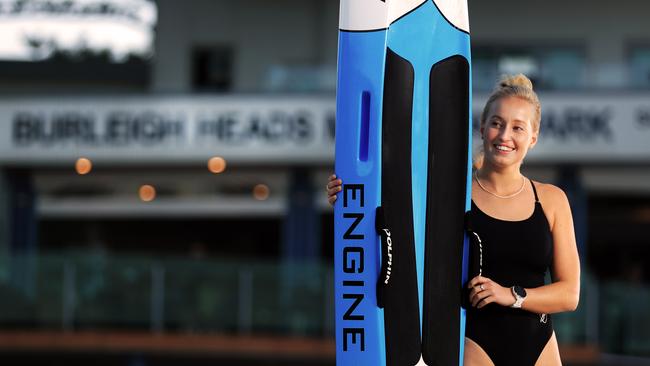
[530,179,539,203]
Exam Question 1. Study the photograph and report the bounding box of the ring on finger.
[479,284,485,291]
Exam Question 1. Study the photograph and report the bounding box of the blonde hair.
[480,74,541,132]
[474,74,541,169]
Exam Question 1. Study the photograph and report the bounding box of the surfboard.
[334,1,472,365]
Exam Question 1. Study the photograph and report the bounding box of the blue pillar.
[282,167,319,261]
[6,168,39,295]
[0,169,10,282]
[557,165,588,260]
[280,168,320,334]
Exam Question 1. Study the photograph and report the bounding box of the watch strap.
[510,286,525,308]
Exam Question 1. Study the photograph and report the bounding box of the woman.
[327,74,580,365]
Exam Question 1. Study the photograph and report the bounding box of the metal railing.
[0,252,649,357]
[0,252,333,337]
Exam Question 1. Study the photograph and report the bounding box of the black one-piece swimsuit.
[466,181,554,366]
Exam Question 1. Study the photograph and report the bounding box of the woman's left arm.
[521,184,581,314]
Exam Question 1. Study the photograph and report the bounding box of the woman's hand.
[467,275,516,309]
[327,174,343,206]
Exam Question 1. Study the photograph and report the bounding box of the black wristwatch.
[510,285,527,308]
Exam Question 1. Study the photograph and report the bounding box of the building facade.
[1,0,650,363]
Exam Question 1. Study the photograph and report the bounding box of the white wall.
[469,0,650,64]
[152,0,338,93]
[151,0,650,92]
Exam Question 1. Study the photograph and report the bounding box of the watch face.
[514,286,527,297]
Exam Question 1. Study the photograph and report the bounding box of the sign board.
[0,96,336,165]
[1,94,649,165]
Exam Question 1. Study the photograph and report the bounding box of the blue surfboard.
[334,1,472,365]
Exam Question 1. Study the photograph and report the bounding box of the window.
[264,63,337,93]
[472,45,585,91]
[192,46,233,92]
[629,46,650,89]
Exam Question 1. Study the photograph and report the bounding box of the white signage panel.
[0,96,336,165]
[1,94,650,165]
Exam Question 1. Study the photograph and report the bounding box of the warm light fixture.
[139,184,156,202]
[634,207,650,223]
[75,157,92,175]
[253,184,270,201]
[208,156,227,174]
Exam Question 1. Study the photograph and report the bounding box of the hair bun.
[498,73,533,90]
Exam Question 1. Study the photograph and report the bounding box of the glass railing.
[553,272,650,357]
[0,252,333,337]
[260,62,650,93]
[1,252,649,358]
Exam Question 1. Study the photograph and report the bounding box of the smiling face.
[480,96,538,169]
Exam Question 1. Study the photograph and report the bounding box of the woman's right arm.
[327,174,342,205]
